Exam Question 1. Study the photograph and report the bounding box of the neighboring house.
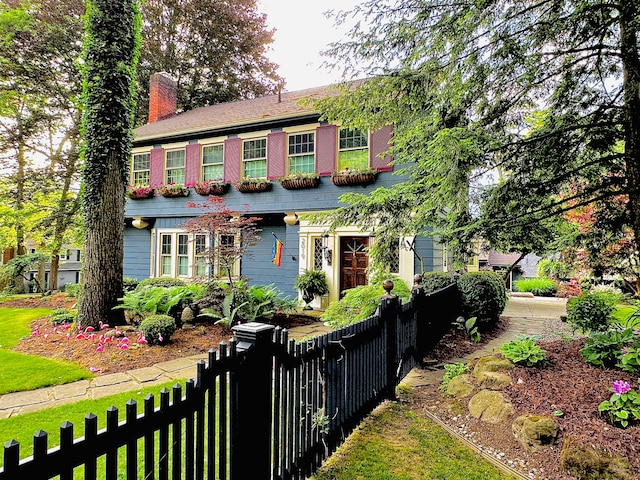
[124,73,444,303]
[2,244,82,292]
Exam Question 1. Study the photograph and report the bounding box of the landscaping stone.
[468,389,514,423]
[475,371,512,390]
[560,437,631,480]
[445,374,475,398]
[512,414,558,452]
[472,355,514,375]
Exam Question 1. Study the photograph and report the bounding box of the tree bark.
[80,156,126,327]
[620,3,640,257]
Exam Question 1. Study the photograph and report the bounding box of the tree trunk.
[79,157,126,327]
[620,3,640,268]
[49,254,59,291]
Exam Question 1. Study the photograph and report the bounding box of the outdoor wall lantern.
[283,212,298,226]
[132,216,150,229]
[322,232,333,265]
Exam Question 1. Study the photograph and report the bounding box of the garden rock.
[468,389,514,423]
[475,371,512,390]
[560,437,631,480]
[445,374,475,398]
[472,355,514,375]
[512,414,558,452]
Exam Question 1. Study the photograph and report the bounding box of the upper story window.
[338,128,369,170]
[165,149,186,184]
[242,138,267,178]
[202,144,224,181]
[288,132,315,174]
[131,153,150,185]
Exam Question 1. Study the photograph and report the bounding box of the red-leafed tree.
[182,196,261,286]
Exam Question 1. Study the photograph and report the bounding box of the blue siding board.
[123,227,152,279]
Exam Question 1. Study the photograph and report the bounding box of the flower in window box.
[126,185,155,199]
[156,183,190,198]
[278,172,321,190]
[330,167,378,186]
[234,177,272,193]
[191,180,230,196]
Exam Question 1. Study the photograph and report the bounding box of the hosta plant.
[500,335,547,367]
[439,362,468,392]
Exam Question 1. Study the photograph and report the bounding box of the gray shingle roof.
[134,84,346,144]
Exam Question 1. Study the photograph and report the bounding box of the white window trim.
[152,228,240,279]
[201,143,225,181]
[241,137,267,178]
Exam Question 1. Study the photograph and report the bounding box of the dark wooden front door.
[340,236,369,293]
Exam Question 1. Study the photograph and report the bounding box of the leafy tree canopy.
[311,0,640,275]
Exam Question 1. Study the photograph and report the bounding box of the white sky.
[258,0,361,91]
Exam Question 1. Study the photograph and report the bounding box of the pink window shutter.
[224,138,241,183]
[267,132,286,179]
[316,125,337,176]
[370,125,393,171]
[149,147,164,186]
[185,143,201,185]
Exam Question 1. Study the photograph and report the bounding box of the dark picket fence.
[0,284,461,480]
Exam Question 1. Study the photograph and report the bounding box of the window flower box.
[126,186,155,200]
[278,173,321,190]
[330,167,378,187]
[156,183,190,198]
[192,180,230,196]
[235,178,272,193]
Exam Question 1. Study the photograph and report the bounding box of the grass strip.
[0,307,91,394]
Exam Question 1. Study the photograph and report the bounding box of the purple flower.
[621,347,628,355]
[613,380,631,395]
[634,327,640,335]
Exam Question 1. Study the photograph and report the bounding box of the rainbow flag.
[272,234,283,266]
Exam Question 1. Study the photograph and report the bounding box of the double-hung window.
[165,149,186,184]
[202,144,224,181]
[155,230,240,279]
[288,132,315,174]
[242,138,267,178]
[131,153,150,185]
[338,128,369,170]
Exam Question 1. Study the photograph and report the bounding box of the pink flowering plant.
[126,185,155,199]
[598,380,640,428]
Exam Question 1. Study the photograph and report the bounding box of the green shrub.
[135,277,186,291]
[513,277,558,297]
[139,314,176,345]
[322,275,411,329]
[50,308,76,325]
[123,277,139,292]
[581,328,638,368]
[567,292,615,334]
[421,272,455,293]
[500,336,547,367]
[457,271,507,329]
[618,346,640,373]
[63,283,81,298]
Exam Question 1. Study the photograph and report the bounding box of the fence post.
[379,280,400,400]
[231,322,276,480]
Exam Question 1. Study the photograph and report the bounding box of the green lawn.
[0,307,92,394]
[312,401,518,480]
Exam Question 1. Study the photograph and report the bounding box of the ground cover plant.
[0,306,91,394]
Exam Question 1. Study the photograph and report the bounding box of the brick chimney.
[148,72,177,123]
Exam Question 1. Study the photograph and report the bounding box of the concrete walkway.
[0,296,565,419]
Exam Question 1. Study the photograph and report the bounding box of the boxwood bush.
[457,271,507,329]
[139,314,177,345]
[135,277,186,291]
[567,292,615,334]
[421,272,455,293]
